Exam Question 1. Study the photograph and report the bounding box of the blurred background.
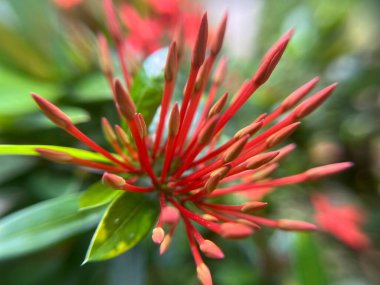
[0,0,379,284]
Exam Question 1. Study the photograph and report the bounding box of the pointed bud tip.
[159,235,172,255]
[241,201,268,212]
[220,222,253,239]
[31,93,72,129]
[197,263,213,285]
[306,162,353,180]
[277,219,317,231]
[102,172,126,189]
[114,80,135,120]
[35,148,73,163]
[200,240,224,259]
[192,13,208,68]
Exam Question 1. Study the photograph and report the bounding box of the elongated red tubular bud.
[98,34,113,75]
[205,174,222,194]
[266,122,300,148]
[277,219,317,231]
[101,117,117,142]
[212,56,227,86]
[197,263,213,285]
[246,151,280,169]
[223,135,249,163]
[220,222,253,239]
[168,103,180,137]
[253,29,294,85]
[234,121,263,139]
[152,227,165,244]
[174,23,185,61]
[164,41,178,82]
[199,115,219,145]
[114,79,136,120]
[293,83,337,119]
[305,162,353,180]
[210,13,228,56]
[35,148,73,163]
[31,93,73,129]
[136,113,148,138]
[103,0,122,41]
[273,144,296,162]
[281,77,320,111]
[200,240,224,259]
[241,201,268,212]
[202,214,218,222]
[192,13,208,68]
[194,61,209,92]
[252,163,278,181]
[102,172,126,189]
[114,125,130,145]
[211,165,231,179]
[208,92,229,118]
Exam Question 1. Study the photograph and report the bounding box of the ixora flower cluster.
[25,1,353,285]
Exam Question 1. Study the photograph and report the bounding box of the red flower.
[31,1,353,284]
[312,194,371,250]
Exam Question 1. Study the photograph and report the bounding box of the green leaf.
[80,182,122,210]
[0,194,105,260]
[0,144,111,163]
[84,192,159,262]
[130,48,166,126]
[292,233,328,285]
[74,73,112,103]
[0,67,59,118]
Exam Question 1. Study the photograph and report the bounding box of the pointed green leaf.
[0,144,112,163]
[0,194,105,260]
[85,192,159,262]
[130,48,166,126]
[80,182,122,210]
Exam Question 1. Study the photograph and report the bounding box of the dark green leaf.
[84,192,159,262]
[292,233,328,285]
[0,194,105,260]
[80,182,122,210]
[130,48,166,126]
[0,144,112,163]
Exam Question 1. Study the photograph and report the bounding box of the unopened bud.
[36,148,73,163]
[266,122,300,148]
[114,80,136,120]
[305,162,353,180]
[212,56,227,86]
[210,13,227,56]
[293,83,337,119]
[246,151,279,169]
[234,121,263,139]
[101,117,117,142]
[98,33,113,75]
[208,92,228,118]
[164,41,178,81]
[102,172,126,189]
[281,77,320,111]
[241,201,268,212]
[223,136,248,163]
[197,263,213,285]
[31,93,73,129]
[168,103,180,137]
[199,116,219,145]
[152,227,165,244]
[194,61,210,92]
[220,222,253,239]
[160,235,172,255]
[161,206,180,224]
[277,219,317,231]
[192,13,208,68]
[200,240,224,259]
[253,29,294,85]
[136,113,148,138]
[114,125,130,145]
